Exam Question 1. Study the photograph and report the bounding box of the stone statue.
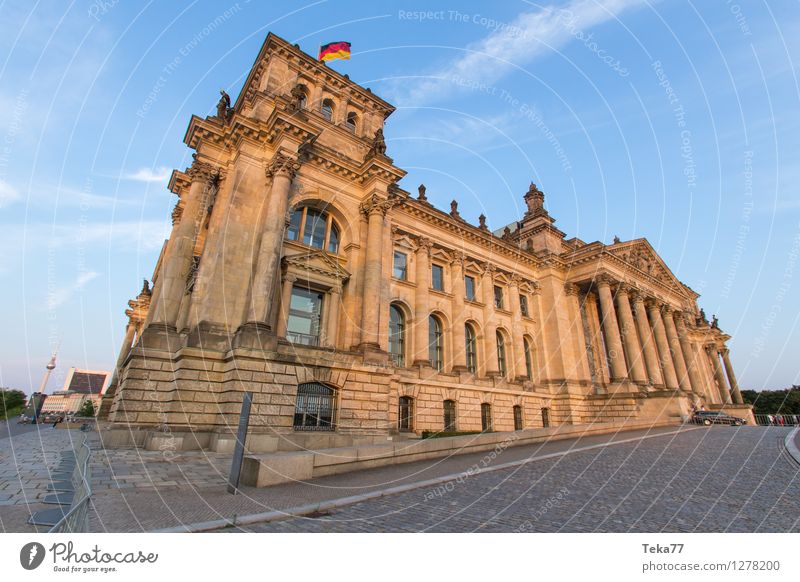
[289,84,307,112]
[478,214,488,231]
[418,184,427,202]
[367,128,386,157]
[711,315,719,329]
[217,89,231,120]
[450,200,461,219]
[613,235,621,244]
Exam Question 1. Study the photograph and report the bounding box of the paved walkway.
[239,426,800,533]
[85,425,698,532]
[2,424,796,533]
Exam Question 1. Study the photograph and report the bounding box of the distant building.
[23,392,47,422]
[63,368,110,394]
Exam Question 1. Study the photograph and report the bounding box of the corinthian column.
[721,349,743,404]
[615,284,647,384]
[412,237,432,366]
[359,194,392,350]
[245,151,300,330]
[564,283,591,381]
[153,159,220,328]
[595,275,628,381]
[482,264,499,376]
[451,254,468,372]
[674,312,704,395]
[709,347,732,404]
[508,276,527,380]
[662,305,691,392]
[647,300,679,390]
[631,292,663,387]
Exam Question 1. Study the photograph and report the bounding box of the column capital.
[594,273,614,288]
[645,298,662,311]
[615,282,631,295]
[629,290,644,304]
[563,282,579,296]
[510,273,523,288]
[359,192,402,218]
[187,158,223,184]
[482,262,496,278]
[414,236,433,254]
[266,151,300,180]
[283,273,298,284]
[330,283,343,294]
[661,304,674,315]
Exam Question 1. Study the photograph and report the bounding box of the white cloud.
[0,180,20,208]
[123,167,172,183]
[392,0,645,105]
[47,271,99,310]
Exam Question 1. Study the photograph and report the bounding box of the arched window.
[429,315,444,372]
[513,405,523,430]
[481,403,492,432]
[398,396,413,431]
[345,111,357,132]
[389,304,406,367]
[321,98,334,121]
[496,331,507,377]
[286,206,341,254]
[523,337,534,380]
[293,382,336,431]
[541,407,550,428]
[443,399,456,431]
[465,323,477,373]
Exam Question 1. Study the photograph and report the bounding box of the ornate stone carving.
[478,214,488,231]
[185,255,200,295]
[140,279,152,297]
[594,273,613,288]
[524,182,545,215]
[187,157,222,184]
[288,83,307,112]
[564,282,579,296]
[418,184,427,202]
[266,151,300,180]
[366,128,386,158]
[216,89,233,122]
[450,200,461,220]
[171,202,183,226]
[359,192,402,218]
[711,314,719,329]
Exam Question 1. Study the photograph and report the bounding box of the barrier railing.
[47,433,93,533]
[754,414,800,426]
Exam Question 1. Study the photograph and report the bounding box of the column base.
[413,359,432,368]
[139,322,182,351]
[186,321,234,352]
[233,321,276,351]
[358,342,388,364]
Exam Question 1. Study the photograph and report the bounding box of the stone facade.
[102,33,752,450]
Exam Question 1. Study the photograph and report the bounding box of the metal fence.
[47,432,93,532]
[754,414,800,426]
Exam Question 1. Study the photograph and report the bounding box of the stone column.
[412,237,431,365]
[245,152,300,330]
[662,306,691,392]
[325,284,342,349]
[482,264,499,376]
[615,284,647,384]
[152,160,219,328]
[674,312,704,396]
[585,291,610,384]
[509,277,527,380]
[721,349,743,404]
[631,292,663,387]
[451,254,468,372]
[647,300,679,390]
[564,283,591,381]
[359,195,390,351]
[275,273,296,339]
[709,347,732,404]
[595,276,628,381]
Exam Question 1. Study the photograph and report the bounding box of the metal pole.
[227,391,253,494]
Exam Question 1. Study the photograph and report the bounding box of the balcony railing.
[286,331,320,347]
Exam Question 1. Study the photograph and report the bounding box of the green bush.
[1,389,27,420]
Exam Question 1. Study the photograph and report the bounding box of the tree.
[1,389,27,419]
[741,385,800,415]
[77,398,96,418]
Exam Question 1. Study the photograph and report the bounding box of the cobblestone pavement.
[238,427,800,533]
[87,425,691,532]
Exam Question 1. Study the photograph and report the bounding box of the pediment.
[283,249,350,282]
[607,239,688,294]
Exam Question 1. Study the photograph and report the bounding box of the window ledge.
[430,288,453,299]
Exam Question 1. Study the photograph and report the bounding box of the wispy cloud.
[47,270,99,310]
[0,180,20,208]
[391,0,645,105]
[123,167,171,183]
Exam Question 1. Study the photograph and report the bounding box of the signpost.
[227,391,253,494]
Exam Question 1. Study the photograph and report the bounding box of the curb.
[152,425,701,533]
[784,427,800,466]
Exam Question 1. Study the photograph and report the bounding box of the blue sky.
[0,0,798,394]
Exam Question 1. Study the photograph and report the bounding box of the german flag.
[318,41,351,62]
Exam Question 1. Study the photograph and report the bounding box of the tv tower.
[37,345,59,394]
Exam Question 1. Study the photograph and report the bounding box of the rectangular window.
[286,286,323,346]
[464,275,476,301]
[494,285,504,309]
[392,251,407,280]
[431,264,444,291]
[520,294,529,317]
